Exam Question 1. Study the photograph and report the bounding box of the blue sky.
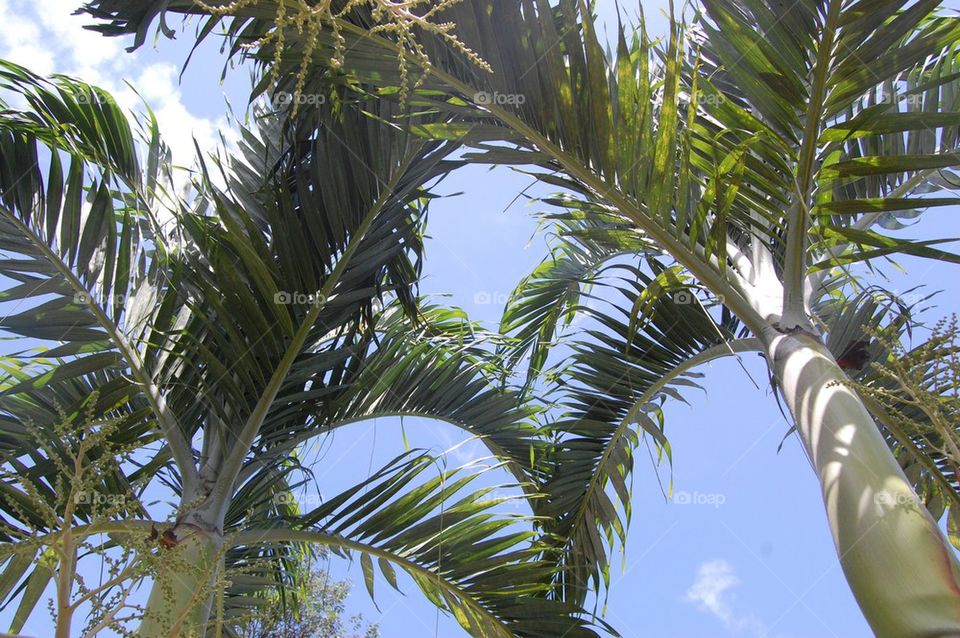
[1,1,959,637]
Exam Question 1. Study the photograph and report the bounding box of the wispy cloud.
[0,0,229,168]
[687,559,771,638]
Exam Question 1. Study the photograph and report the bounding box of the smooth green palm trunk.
[138,524,222,638]
[766,329,960,636]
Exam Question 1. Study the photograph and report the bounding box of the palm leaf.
[236,451,608,638]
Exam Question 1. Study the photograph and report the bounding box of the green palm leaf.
[236,451,608,638]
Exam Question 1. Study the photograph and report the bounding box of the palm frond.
[691,1,960,285]
[531,259,750,604]
[236,451,609,638]
[501,199,657,383]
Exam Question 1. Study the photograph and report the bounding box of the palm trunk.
[765,328,960,636]
[138,523,223,638]
[54,537,76,638]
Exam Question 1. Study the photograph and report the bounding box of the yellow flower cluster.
[195,0,491,111]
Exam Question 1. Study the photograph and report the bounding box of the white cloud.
[0,0,56,75]
[687,560,771,638]
[688,559,739,623]
[0,1,225,167]
[125,63,227,163]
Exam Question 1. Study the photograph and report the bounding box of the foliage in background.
[235,559,378,638]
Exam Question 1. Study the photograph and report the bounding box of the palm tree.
[0,61,603,637]
[75,0,960,635]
